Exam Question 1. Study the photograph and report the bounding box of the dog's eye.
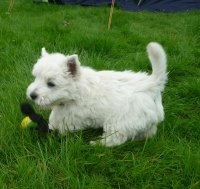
[47,81,55,87]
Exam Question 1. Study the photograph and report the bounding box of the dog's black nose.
[30,92,38,100]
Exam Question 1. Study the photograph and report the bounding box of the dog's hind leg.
[146,124,157,138]
[134,124,157,141]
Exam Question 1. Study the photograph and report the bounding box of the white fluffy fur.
[27,42,167,147]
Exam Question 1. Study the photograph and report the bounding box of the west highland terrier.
[27,42,167,147]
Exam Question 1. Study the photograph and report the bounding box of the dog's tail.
[147,42,167,91]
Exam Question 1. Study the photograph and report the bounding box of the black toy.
[20,103,49,134]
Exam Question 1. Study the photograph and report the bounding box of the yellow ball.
[20,116,37,129]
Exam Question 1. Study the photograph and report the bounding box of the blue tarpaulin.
[51,0,200,12]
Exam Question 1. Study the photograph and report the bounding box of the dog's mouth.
[35,102,51,109]
[30,96,53,109]
[34,97,65,109]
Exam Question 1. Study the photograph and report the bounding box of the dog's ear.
[41,47,49,57]
[66,54,80,77]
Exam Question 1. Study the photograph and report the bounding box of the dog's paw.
[90,139,117,147]
[90,140,101,146]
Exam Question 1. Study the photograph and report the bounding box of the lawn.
[0,0,200,188]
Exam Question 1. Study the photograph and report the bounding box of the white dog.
[27,42,167,147]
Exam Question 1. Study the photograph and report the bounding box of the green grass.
[0,0,200,188]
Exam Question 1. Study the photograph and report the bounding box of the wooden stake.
[108,0,115,30]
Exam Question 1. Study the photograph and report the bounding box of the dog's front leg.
[49,108,67,134]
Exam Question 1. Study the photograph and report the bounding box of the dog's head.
[26,48,81,108]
